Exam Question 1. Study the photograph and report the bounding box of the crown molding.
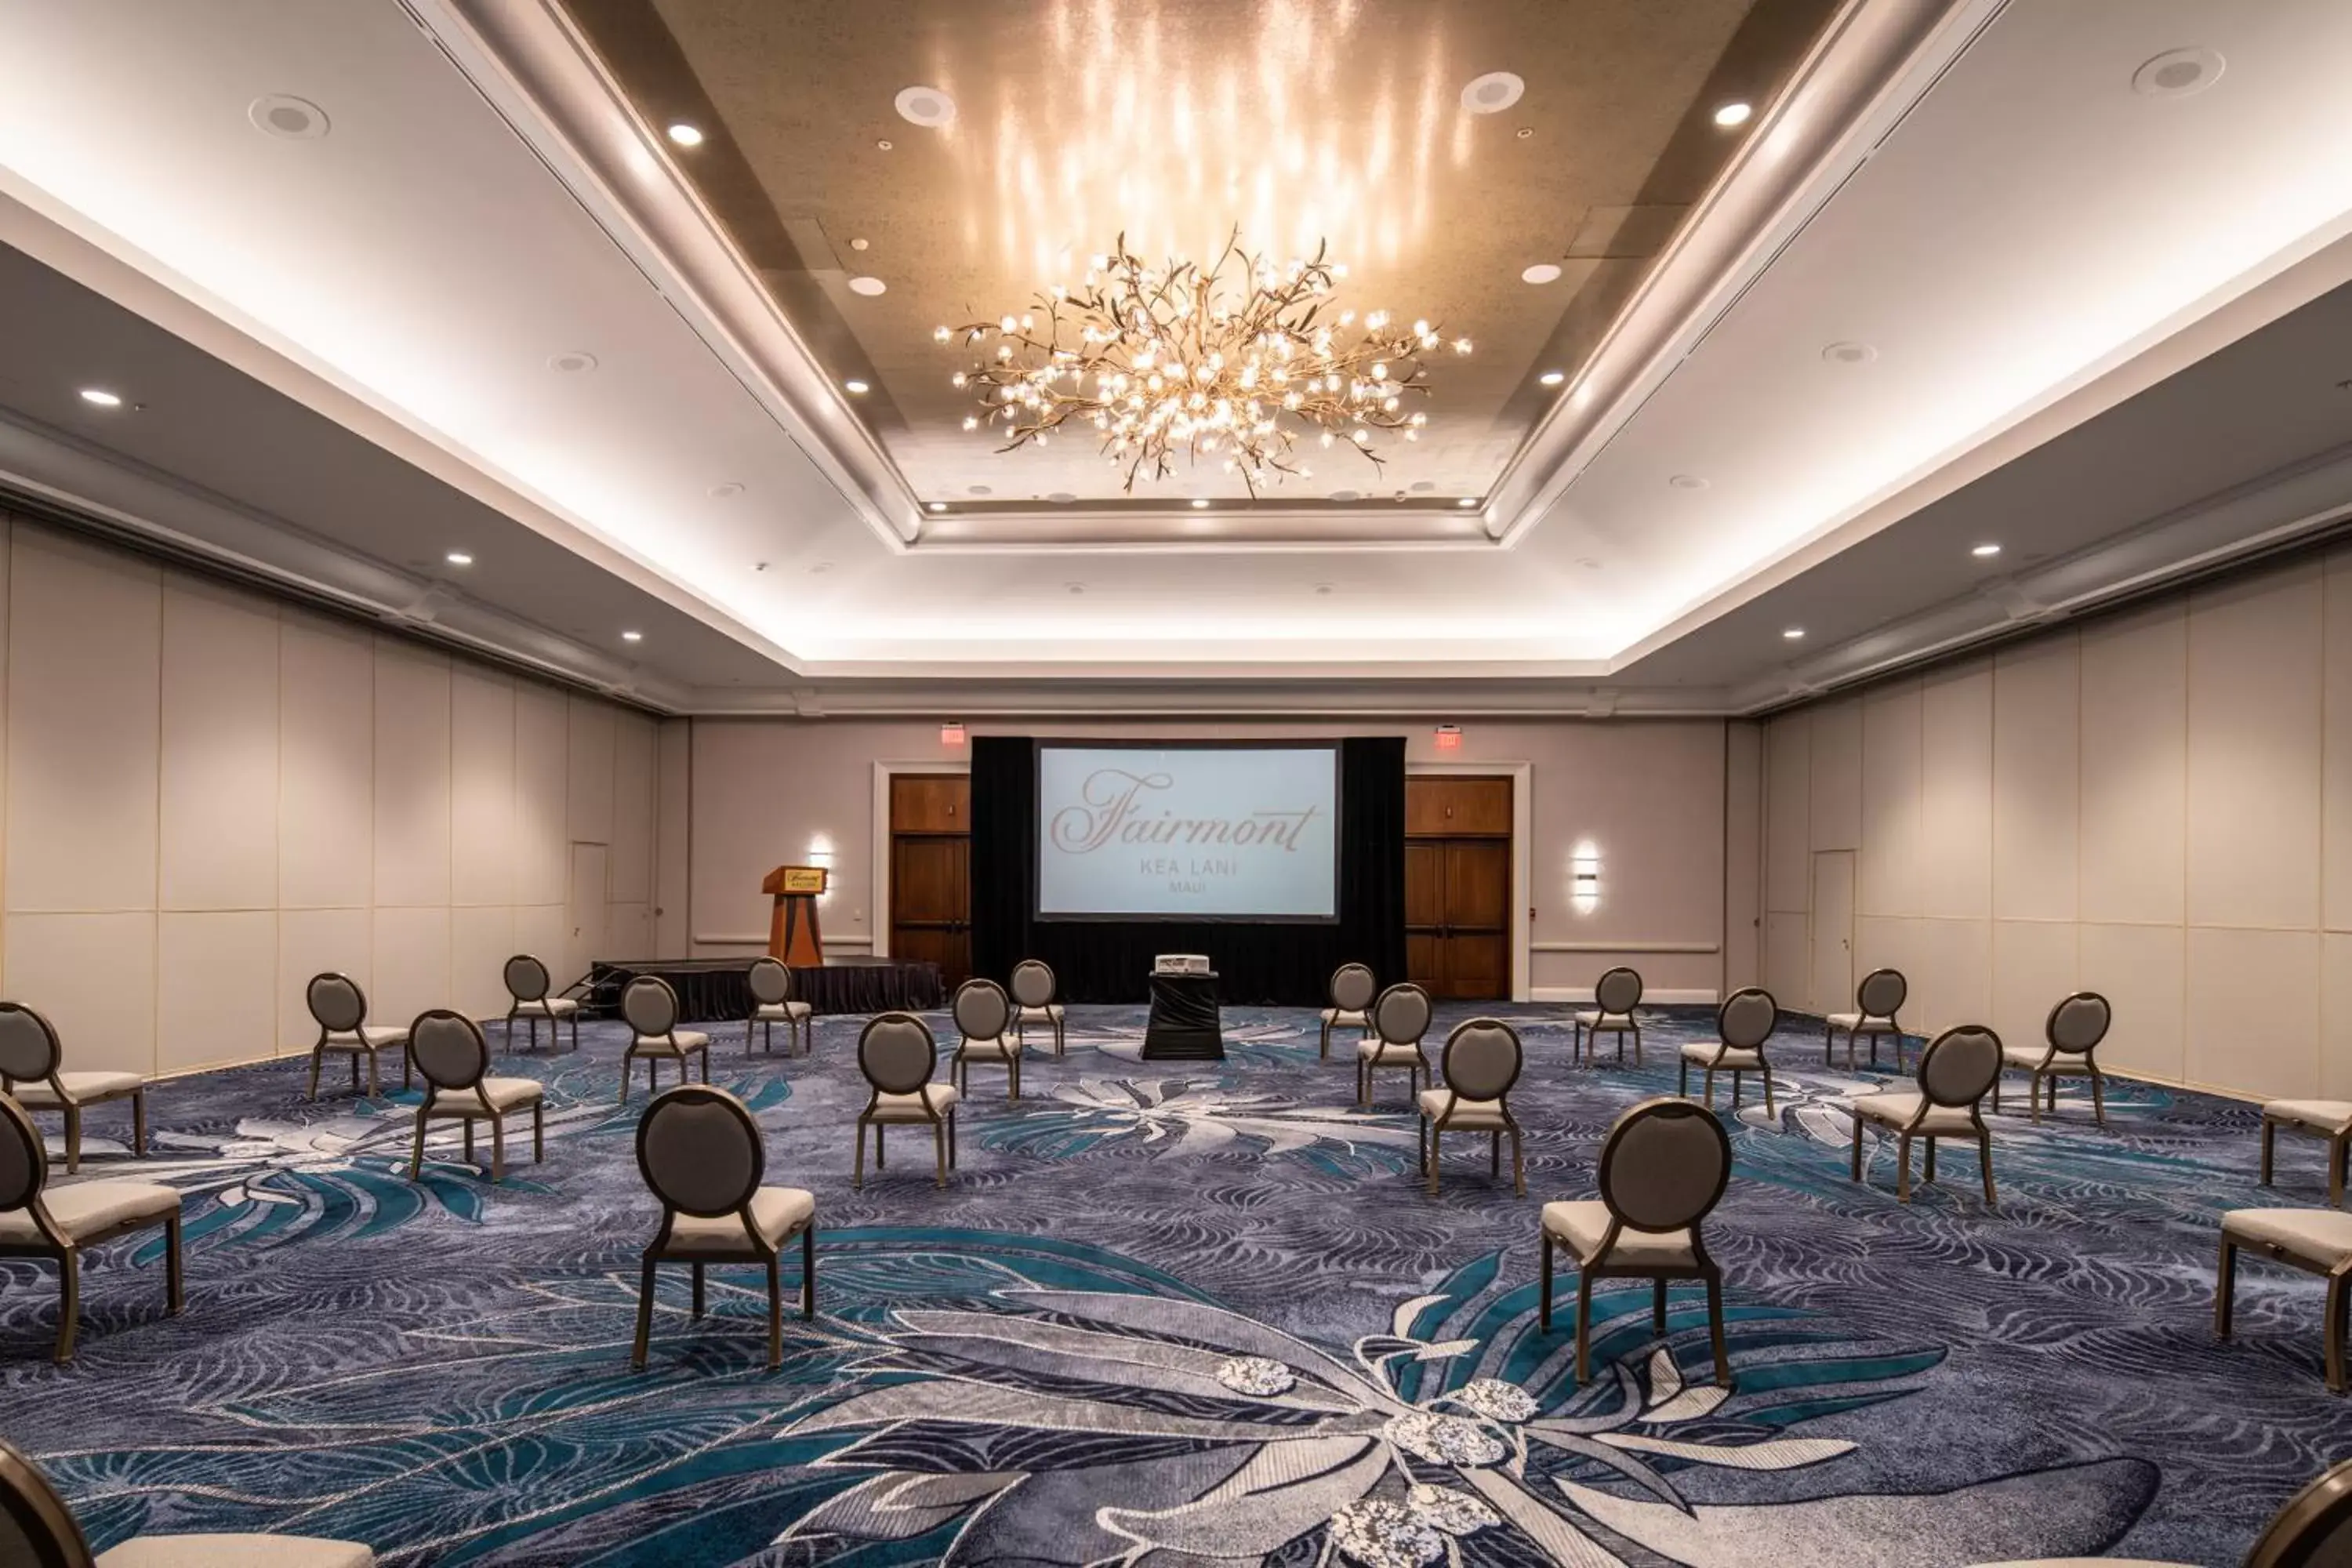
[673,678,1736,720]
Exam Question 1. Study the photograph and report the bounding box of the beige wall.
[1759,546,2352,1102]
[0,516,662,1077]
[688,716,1733,1000]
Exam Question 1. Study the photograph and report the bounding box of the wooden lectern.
[762,865,829,965]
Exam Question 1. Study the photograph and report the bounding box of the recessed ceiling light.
[708,481,744,499]
[810,561,833,575]
[444,551,473,567]
[847,276,887,296]
[1538,370,1566,386]
[547,351,597,374]
[926,501,948,512]
[848,238,870,252]
[894,85,956,128]
[1668,474,1709,491]
[1461,71,1526,114]
[1822,341,1878,365]
[1065,582,1085,594]
[621,630,644,643]
[249,95,329,140]
[1782,626,1806,641]
[1315,583,1334,595]
[666,122,704,147]
[1521,263,1563,285]
[753,561,770,572]
[844,379,870,394]
[1457,497,1479,508]
[1190,498,1211,509]
[78,388,122,408]
[1515,126,1534,140]
[1712,101,1753,128]
[1972,543,2002,558]
[2133,47,2223,98]
[875,138,894,152]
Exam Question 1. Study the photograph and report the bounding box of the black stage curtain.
[969,734,1405,1006]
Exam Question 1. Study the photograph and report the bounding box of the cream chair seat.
[619,976,710,1102]
[3,1438,376,1567]
[1992,992,2113,1126]
[1573,967,1644,1065]
[1417,1092,1508,1129]
[407,1012,544,1185]
[1542,1200,1698,1268]
[1009,960,1067,1058]
[1419,1019,1526,1196]
[1678,989,1780,1112]
[1849,1025,2003,1205]
[1850,1091,1982,1137]
[500,954,580,1054]
[2263,1100,2352,1207]
[2218,1207,2352,1392]
[0,1004,149,1173]
[855,1014,960,1189]
[950,979,1022,1100]
[303,975,408,1100]
[746,956,812,1057]
[1319,963,1377,1060]
[1356,983,1434,1109]
[869,1084,964,1121]
[0,1096,182,1363]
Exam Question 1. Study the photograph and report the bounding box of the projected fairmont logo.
[1048,768,1321,855]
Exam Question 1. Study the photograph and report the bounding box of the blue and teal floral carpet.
[1,1003,2344,1566]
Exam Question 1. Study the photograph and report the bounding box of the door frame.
[1406,761,1532,1003]
[872,759,971,960]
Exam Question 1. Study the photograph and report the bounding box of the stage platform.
[583,955,946,1023]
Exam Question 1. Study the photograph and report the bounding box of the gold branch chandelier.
[935,230,1471,495]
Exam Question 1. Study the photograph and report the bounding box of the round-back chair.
[407,1009,545,1185]
[1319,962,1377,1059]
[950,978,1022,1099]
[1994,990,2113,1126]
[0,1000,147,1174]
[0,1436,369,1566]
[1679,986,1780,1113]
[1356,982,1435,1109]
[746,956,811,1057]
[1849,1023,2002,1204]
[1828,967,1909,1069]
[303,971,408,1100]
[2249,1457,2352,1567]
[1421,1018,1526,1196]
[1539,1096,1733,1386]
[0,1093,182,1364]
[854,1012,960,1189]
[618,975,710,1102]
[1574,966,1646,1065]
[1008,959,1067,1057]
[633,1084,815,1369]
[501,953,580,1054]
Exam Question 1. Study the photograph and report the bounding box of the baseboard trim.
[1530,986,1720,1006]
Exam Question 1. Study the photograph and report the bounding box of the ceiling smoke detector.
[1047,492,1077,505]
[2133,47,2223,98]
[547,351,598,374]
[1668,474,1709,491]
[708,481,744,499]
[894,85,956,128]
[1822,341,1878,365]
[1461,72,1525,114]
[249,95,329,140]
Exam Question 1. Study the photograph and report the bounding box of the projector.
[1153,954,1211,976]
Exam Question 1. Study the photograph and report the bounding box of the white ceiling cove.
[0,0,2348,713]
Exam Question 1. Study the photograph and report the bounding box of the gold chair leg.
[1762,1066,1776,1116]
[491,1116,506,1184]
[2030,1072,2044,1126]
[1573,1270,1594,1384]
[2328,1272,2349,1394]
[308,1046,324,1100]
[1706,1271,1733,1388]
[767,1254,783,1369]
[1651,1278,1668,1334]
[2216,1237,2237,1338]
[1512,1128,1524,1197]
[802,1224,817,1319]
[164,1214,184,1313]
[533,1101,544,1163]
[691,1261,706,1318]
[632,1258,655,1368]
[1924,1138,1937,1184]
[408,1111,427,1180]
[2090,1070,2106,1127]
[1849,1115,1865,1182]
[132,1088,147,1159]
[64,1105,80,1174]
[852,1122,866,1190]
[54,1248,80,1363]
[2336,1136,2350,1209]
[1979,1131,1996,1207]
[1426,1127,1440,1196]
[1540,1233,1554,1331]
[934,1119,948,1188]
[2263,1120,2278,1185]
[1896,1134,1912,1203]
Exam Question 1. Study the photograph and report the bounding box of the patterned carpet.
[0,1002,2344,1566]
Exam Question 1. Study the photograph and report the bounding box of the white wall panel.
[372,904,450,1030]
[1859,681,1922,919]
[1917,662,1992,922]
[373,641,452,909]
[566,696,615,846]
[654,719,691,959]
[1909,916,1991,1037]
[2079,922,2184,1084]
[608,900,652,964]
[1991,918,2076,1062]
[612,712,655,905]
[9,911,155,1076]
[2078,601,2186,926]
[7,530,160,914]
[2322,551,2352,930]
[1991,636,2079,922]
[2187,564,2323,931]
[1853,916,1915,1020]
[1764,713,1810,914]
[514,903,565,980]
[450,666,514,908]
[1763,910,1809,1013]
[278,614,374,909]
[514,683,568,906]
[1806,700,1861,852]
[2324,933,2352,1101]
[159,578,278,912]
[158,910,276,1073]
[1722,720,1762,990]
[448,902,514,1021]
[2187,926,2318,1099]
[278,906,372,1053]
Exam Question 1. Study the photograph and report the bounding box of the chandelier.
[935,230,1470,495]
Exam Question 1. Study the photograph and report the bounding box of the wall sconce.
[1570,842,1601,915]
[1433,724,1462,752]
[940,720,967,746]
[807,837,837,902]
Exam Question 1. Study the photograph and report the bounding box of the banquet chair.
[303,973,408,1101]
[950,978,1022,1100]
[1826,967,1908,1069]
[746,957,811,1057]
[1540,1097,1733,1387]
[1679,987,1778,1113]
[854,1013,960,1189]
[1356,982,1434,1109]
[631,1084,815,1370]
[2217,1206,2352,1393]
[1977,1457,2352,1566]
[1009,960,1066,1057]
[1319,963,1376,1060]
[1849,1025,2002,1204]
[2261,1099,2352,1208]
[619,976,710,1103]
[500,953,579,1054]
[406,1011,544,1185]
[1418,1018,1525,1196]
[0,1095,180,1364]
[0,1004,145,1174]
[1993,991,2111,1126]
[1573,967,1644,1065]
[0,1437,376,1567]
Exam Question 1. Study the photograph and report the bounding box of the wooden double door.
[1404,775,1512,1000]
[889,774,971,987]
